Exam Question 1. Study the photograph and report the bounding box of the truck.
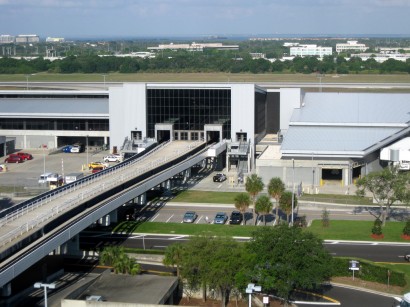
[65,172,84,184]
[49,175,64,190]
[38,173,59,185]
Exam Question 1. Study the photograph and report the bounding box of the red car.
[16,152,33,160]
[5,154,23,163]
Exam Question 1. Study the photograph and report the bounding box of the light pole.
[291,158,295,226]
[246,283,261,307]
[34,282,56,307]
[102,74,107,89]
[311,152,315,191]
[86,135,89,168]
[25,73,35,90]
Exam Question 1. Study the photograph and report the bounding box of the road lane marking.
[170,235,188,240]
[196,216,203,224]
[151,213,159,222]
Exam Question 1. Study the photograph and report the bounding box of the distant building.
[148,42,239,52]
[15,34,40,44]
[0,35,15,44]
[377,47,410,54]
[351,53,410,63]
[46,37,65,43]
[283,42,300,47]
[336,41,368,53]
[290,44,332,57]
[250,53,266,59]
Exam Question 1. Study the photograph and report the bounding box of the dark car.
[4,154,23,163]
[229,211,243,225]
[213,173,227,182]
[16,152,33,160]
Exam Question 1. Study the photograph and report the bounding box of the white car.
[104,154,122,163]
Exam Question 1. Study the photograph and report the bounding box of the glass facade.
[146,88,231,140]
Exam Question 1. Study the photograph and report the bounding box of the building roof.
[281,92,410,158]
[0,97,108,118]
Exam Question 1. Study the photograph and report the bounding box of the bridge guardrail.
[0,141,203,247]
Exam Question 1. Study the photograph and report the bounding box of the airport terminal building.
[1,83,409,189]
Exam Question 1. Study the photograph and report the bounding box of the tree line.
[1,52,410,74]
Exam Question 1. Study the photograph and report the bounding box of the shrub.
[402,219,410,236]
[371,218,383,235]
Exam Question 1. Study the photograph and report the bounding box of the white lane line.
[170,235,188,240]
[129,235,143,239]
[166,214,174,223]
[196,216,203,224]
[151,213,159,222]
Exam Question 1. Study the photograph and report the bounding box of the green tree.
[245,226,333,300]
[356,166,410,225]
[245,174,264,225]
[279,191,297,224]
[99,246,140,275]
[268,177,285,225]
[255,195,273,225]
[371,218,383,236]
[321,208,330,228]
[163,242,185,277]
[234,193,251,225]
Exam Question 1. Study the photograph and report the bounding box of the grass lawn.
[2,72,410,84]
[171,190,243,204]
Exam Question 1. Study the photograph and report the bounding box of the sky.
[1,0,410,39]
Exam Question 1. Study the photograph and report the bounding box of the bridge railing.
[0,141,203,247]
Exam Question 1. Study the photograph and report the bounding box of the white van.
[65,172,84,184]
[38,173,59,184]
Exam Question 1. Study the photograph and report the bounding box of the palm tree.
[245,173,264,225]
[268,177,285,225]
[279,191,298,224]
[163,242,185,277]
[234,193,251,225]
[255,195,273,225]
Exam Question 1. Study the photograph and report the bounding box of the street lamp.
[246,283,261,307]
[291,158,295,226]
[34,282,56,307]
[25,73,35,90]
[86,135,89,168]
[102,74,107,89]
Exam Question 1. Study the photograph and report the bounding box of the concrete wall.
[278,88,302,131]
[109,83,147,151]
[231,84,255,145]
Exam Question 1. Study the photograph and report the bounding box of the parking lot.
[0,149,114,189]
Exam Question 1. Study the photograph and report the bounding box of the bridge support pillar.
[66,234,81,256]
[139,193,146,205]
[109,209,118,223]
[0,283,11,296]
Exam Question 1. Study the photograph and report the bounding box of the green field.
[1,72,410,84]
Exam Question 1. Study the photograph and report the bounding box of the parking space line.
[151,213,159,222]
[166,214,174,223]
[196,216,203,224]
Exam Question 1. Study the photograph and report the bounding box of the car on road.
[92,167,104,174]
[229,211,243,225]
[15,152,33,160]
[104,154,122,163]
[183,211,197,223]
[213,173,227,182]
[214,212,228,224]
[62,145,73,153]
[4,154,23,163]
[88,161,109,170]
[404,253,410,262]
[70,144,85,153]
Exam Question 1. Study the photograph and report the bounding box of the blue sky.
[1,0,409,38]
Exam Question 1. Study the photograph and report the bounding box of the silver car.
[214,212,228,224]
[183,211,197,223]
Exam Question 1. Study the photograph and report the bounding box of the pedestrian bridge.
[0,140,218,290]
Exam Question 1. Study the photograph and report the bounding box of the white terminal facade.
[1,83,410,191]
[289,45,332,57]
[336,41,368,53]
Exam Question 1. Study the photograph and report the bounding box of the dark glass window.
[147,88,231,139]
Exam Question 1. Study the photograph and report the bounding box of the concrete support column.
[54,135,58,148]
[343,167,350,186]
[104,136,108,145]
[66,234,80,256]
[139,192,146,205]
[109,209,118,223]
[23,135,27,149]
[0,283,11,297]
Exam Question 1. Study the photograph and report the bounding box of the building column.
[139,193,146,205]
[54,135,58,148]
[0,283,11,297]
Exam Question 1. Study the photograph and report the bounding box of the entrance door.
[206,131,220,143]
[157,130,171,143]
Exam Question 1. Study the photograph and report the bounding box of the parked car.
[404,253,410,262]
[92,167,104,174]
[214,212,228,224]
[62,145,73,153]
[183,211,197,223]
[213,173,227,182]
[70,144,85,153]
[4,154,23,163]
[229,211,243,225]
[88,161,109,170]
[16,152,33,160]
[104,154,122,163]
